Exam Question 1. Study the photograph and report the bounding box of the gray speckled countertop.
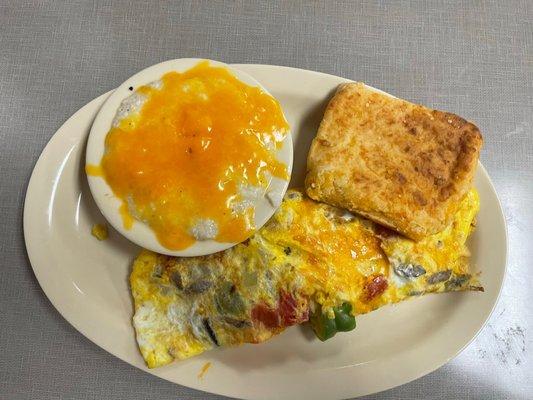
[1,1,532,399]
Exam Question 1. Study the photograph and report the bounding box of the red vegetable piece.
[251,304,280,329]
[279,292,309,326]
[251,292,309,329]
[364,274,388,301]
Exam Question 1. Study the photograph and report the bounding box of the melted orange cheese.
[85,164,103,177]
[260,195,389,310]
[89,61,289,250]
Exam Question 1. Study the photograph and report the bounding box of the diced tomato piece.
[251,292,309,329]
[279,292,309,326]
[251,304,280,329]
[364,274,388,301]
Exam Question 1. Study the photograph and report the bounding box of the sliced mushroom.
[426,270,452,284]
[394,263,426,279]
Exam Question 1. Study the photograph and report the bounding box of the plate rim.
[23,64,508,400]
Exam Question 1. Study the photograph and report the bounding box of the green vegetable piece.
[242,270,258,287]
[310,310,337,341]
[333,302,356,332]
[215,281,245,316]
[310,302,357,341]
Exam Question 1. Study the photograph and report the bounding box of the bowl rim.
[85,58,293,257]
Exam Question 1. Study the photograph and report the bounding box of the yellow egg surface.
[130,189,482,368]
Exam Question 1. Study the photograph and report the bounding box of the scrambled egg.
[91,223,108,241]
[130,189,481,368]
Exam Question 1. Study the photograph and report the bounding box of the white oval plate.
[24,64,507,400]
[86,59,293,257]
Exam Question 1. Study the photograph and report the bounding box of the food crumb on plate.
[91,223,108,240]
[197,362,212,379]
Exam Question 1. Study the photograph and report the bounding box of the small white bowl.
[85,58,293,257]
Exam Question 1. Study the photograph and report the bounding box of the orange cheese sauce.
[89,61,289,250]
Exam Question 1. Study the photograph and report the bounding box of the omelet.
[130,189,482,368]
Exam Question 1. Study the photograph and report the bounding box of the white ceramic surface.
[86,59,293,257]
[23,64,507,400]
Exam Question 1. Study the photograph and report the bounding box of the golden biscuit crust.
[305,82,482,239]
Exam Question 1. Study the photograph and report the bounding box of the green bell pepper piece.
[310,302,356,341]
[310,309,337,341]
[334,302,357,332]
